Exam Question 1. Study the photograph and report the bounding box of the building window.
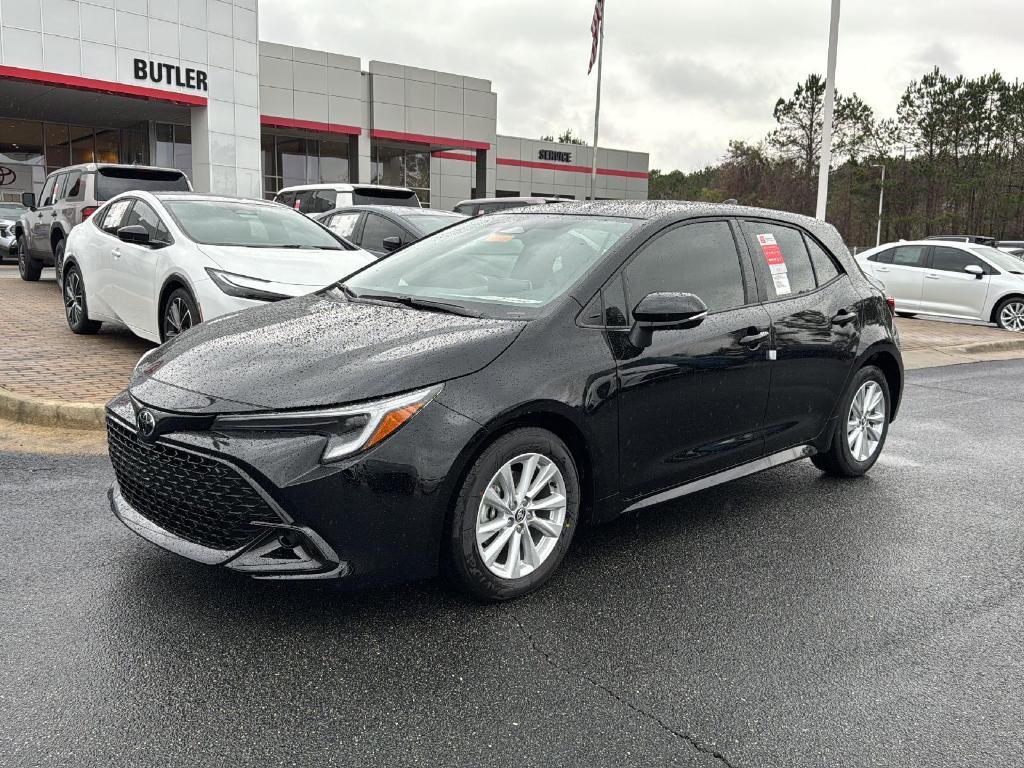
[154,123,192,178]
[371,145,430,207]
[260,133,351,199]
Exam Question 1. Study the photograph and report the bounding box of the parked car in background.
[997,239,1024,251]
[273,183,421,214]
[925,234,998,246]
[453,196,559,216]
[315,205,467,256]
[0,201,28,262]
[62,192,374,343]
[856,239,1024,331]
[14,163,192,283]
[105,200,902,599]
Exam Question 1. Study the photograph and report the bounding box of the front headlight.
[205,267,291,302]
[212,385,442,462]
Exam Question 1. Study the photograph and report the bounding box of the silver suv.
[15,163,191,283]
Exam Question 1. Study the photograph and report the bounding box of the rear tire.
[994,297,1024,332]
[811,365,890,477]
[18,236,41,281]
[63,264,101,335]
[447,427,580,601]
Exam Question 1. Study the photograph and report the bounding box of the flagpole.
[815,0,841,219]
[589,2,605,201]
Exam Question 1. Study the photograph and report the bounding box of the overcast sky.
[258,0,1019,171]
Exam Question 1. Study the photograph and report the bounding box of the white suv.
[273,184,420,215]
[856,239,1024,331]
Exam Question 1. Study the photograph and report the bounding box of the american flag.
[588,0,605,74]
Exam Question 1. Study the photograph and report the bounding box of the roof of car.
[455,196,556,206]
[146,192,278,205]
[326,205,465,218]
[508,199,823,223]
[275,183,414,194]
[46,163,187,175]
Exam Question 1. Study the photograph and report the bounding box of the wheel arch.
[157,273,201,336]
[989,292,1024,324]
[50,225,67,252]
[858,342,904,421]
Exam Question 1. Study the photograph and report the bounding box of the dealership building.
[0,0,649,210]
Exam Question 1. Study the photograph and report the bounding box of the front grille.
[107,417,282,551]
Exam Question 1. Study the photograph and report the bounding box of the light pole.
[871,163,885,247]
[815,0,841,220]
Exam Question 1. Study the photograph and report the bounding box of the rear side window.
[744,222,816,298]
[309,190,337,213]
[275,191,296,209]
[64,171,84,201]
[805,236,841,284]
[94,168,189,201]
[869,248,894,264]
[326,211,362,239]
[891,245,927,267]
[625,220,747,313]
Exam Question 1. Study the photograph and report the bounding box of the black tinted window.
[276,192,296,208]
[308,190,337,213]
[891,245,927,267]
[361,213,405,252]
[626,221,746,313]
[352,188,419,206]
[806,236,841,283]
[870,248,894,264]
[94,168,189,201]
[123,200,171,244]
[745,223,815,298]
[930,246,988,273]
[602,275,629,327]
[64,171,84,200]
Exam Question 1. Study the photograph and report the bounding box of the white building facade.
[0,0,649,209]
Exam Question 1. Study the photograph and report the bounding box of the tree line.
[649,68,1024,248]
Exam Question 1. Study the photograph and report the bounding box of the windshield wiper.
[351,292,482,317]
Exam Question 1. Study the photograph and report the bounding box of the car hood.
[198,244,375,288]
[130,289,526,413]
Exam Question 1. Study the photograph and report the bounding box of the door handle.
[875,266,890,272]
[740,330,770,347]
[831,311,858,325]
[924,273,940,279]
[111,248,121,259]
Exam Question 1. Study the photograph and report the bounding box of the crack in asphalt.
[510,612,738,768]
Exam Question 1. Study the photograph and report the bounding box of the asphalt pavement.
[2,360,1023,767]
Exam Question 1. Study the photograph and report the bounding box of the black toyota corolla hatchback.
[107,201,903,600]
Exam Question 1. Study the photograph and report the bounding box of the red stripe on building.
[431,151,476,161]
[496,157,647,179]
[0,65,207,106]
[260,115,362,136]
[372,129,490,151]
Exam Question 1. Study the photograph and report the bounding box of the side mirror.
[964,264,984,278]
[628,292,709,348]
[21,192,36,210]
[117,225,151,245]
[382,236,403,252]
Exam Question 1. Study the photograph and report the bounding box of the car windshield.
[0,203,26,217]
[165,200,345,250]
[95,168,190,201]
[342,213,636,317]
[403,213,466,235]
[972,246,1024,272]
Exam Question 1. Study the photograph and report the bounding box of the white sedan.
[855,239,1024,331]
[62,192,375,342]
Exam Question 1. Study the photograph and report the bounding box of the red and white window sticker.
[757,233,791,295]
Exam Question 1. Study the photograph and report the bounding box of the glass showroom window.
[371,145,430,206]
[260,134,351,199]
[154,124,193,179]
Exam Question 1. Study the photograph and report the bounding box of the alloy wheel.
[475,452,567,580]
[64,271,83,327]
[163,297,194,339]
[847,380,885,462]
[999,301,1024,332]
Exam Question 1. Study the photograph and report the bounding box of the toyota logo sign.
[137,409,157,438]
[0,166,15,186]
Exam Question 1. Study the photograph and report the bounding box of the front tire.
[994,297,1024,332]
[447,428,580,601]
[64,264,101,334]
[161,288,200,342]
[17,236,41,281]
[811,365,890,477]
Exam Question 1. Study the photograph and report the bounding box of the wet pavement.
[2,360,1023,767]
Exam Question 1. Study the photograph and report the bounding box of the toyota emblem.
[137,409,157,437]
[0,166,15,186]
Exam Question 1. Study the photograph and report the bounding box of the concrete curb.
[952,337,1024,355]
[0,386,106,430]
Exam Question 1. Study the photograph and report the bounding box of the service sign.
[538,149,573,163]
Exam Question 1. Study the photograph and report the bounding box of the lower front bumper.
[109,484,350,580]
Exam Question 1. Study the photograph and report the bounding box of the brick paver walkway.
[1,264,1021,406]
[0,267,153,403]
